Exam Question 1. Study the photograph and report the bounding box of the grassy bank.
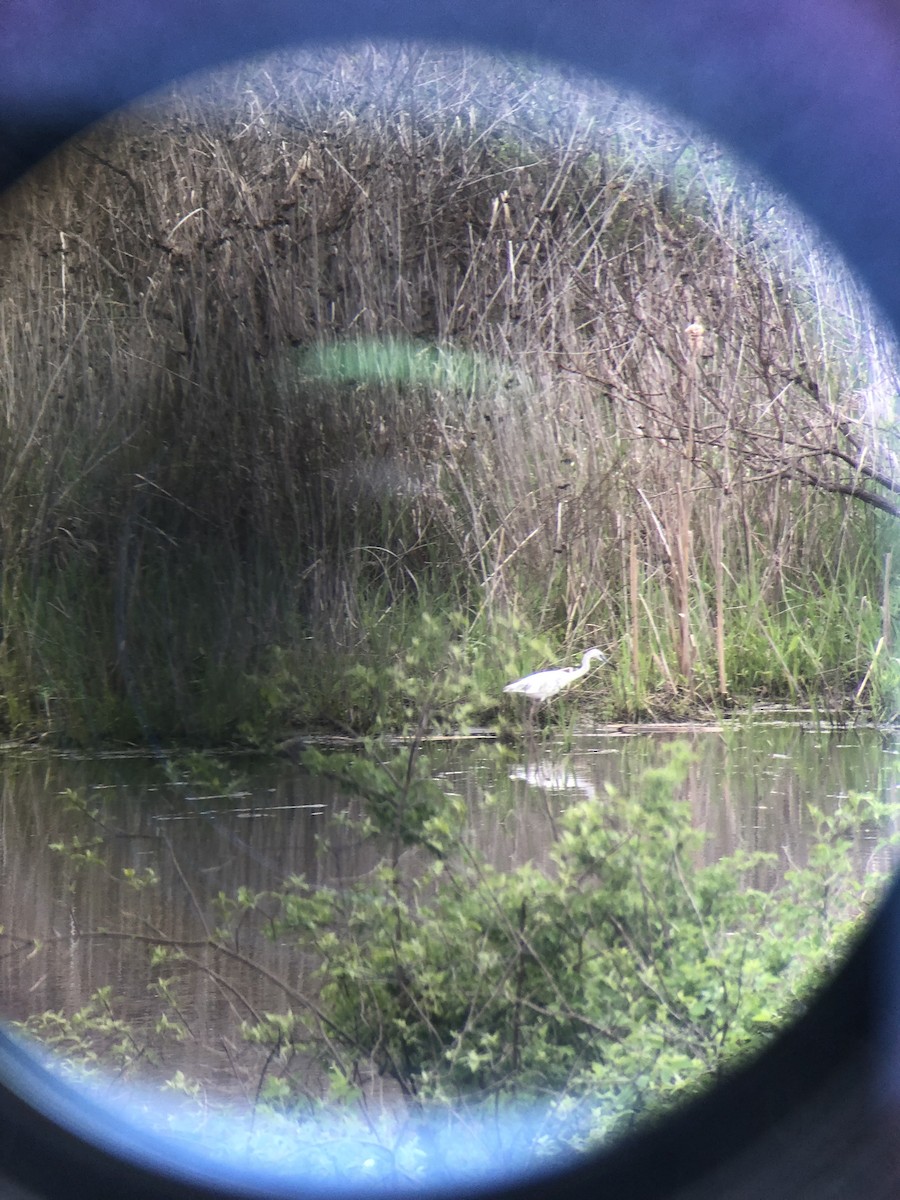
[0,44,896,744]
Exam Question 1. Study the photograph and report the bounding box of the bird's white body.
[503,648,607,702]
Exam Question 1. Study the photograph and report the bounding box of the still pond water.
[0,716,898,1178]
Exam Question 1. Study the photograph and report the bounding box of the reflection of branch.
[162,836,211,939]
[3,924,358,1062]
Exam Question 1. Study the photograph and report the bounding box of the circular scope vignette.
[0,4,900,1200]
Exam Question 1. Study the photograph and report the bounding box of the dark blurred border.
[1,2,900,1197]
[4,1,900,321]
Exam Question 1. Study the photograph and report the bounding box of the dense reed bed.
[0,43,895,743]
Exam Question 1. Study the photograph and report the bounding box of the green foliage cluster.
[18,986,147,1080]
[243,605,561,739]
[238,742,891,1164]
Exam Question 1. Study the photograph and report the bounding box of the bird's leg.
[524,698,540,755]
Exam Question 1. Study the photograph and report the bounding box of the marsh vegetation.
[0,44,896,745]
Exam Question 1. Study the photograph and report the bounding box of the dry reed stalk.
[673,483,694,684]
[883,551,893,651]
[629,524,640,696]
[854,636,884,703]
[712,504,728,697]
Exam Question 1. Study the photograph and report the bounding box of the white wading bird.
[503,648,607,703]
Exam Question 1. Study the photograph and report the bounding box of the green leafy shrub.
[242,741,894,1161]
